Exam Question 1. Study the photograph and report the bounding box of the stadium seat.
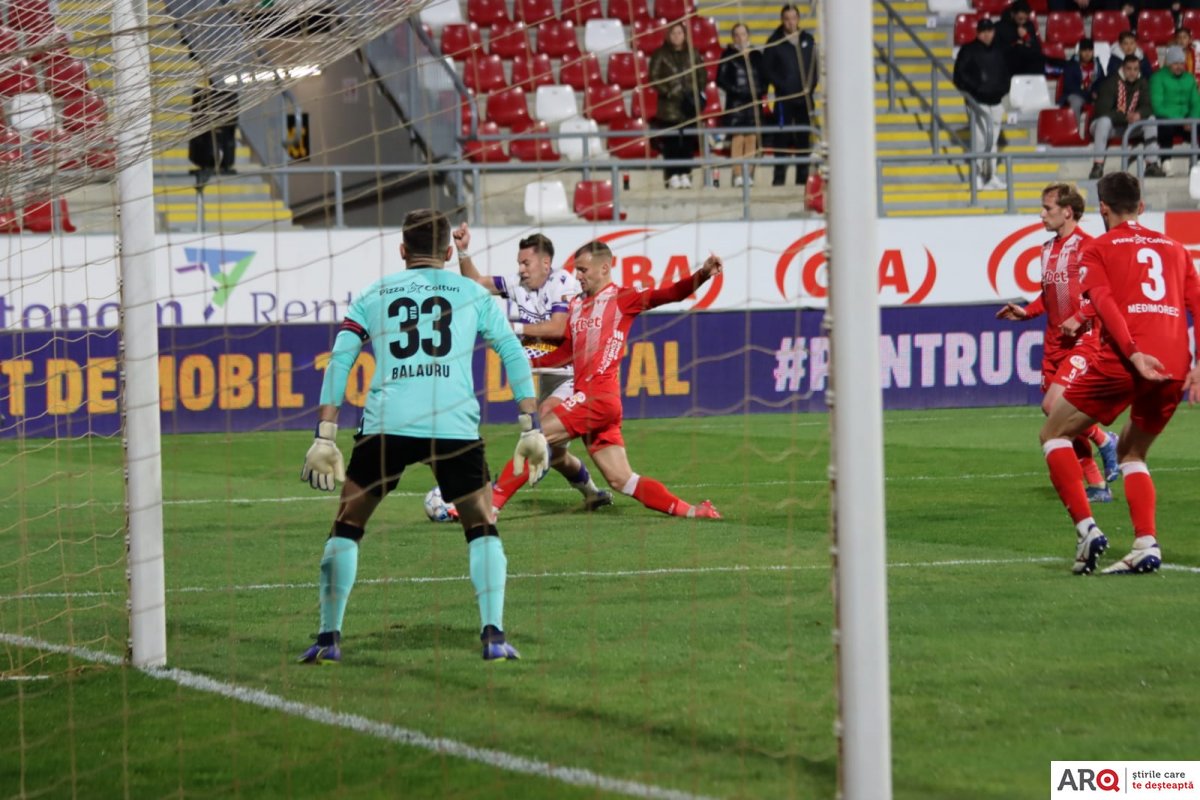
[558,115,604,160]
[22,198,75,233]
[1183,9,1200,35]
[608,51,650,89]
[585,83,627,123]
[563,0,604,25]
[524,180,575,222]
[0,126,21,163]
[61,92,106,133]
[490,21,532,59]
[1041,41,1066,61]
[509,120,561,161]
[654,0,695,22]
[536,84,579,124]
[516,0,556,24]
[0,196,18,233]
[610,0,652,25]
[1045,11,1084,47]
[1089,10,1129,45]
[469,0,511,27]
[631,86,658,120]
[462,53,508,93]
[953,13,980,48]
[9,0,54,36]
[701,47,721,83]
[1008,74,1053,115]
[30,127,68,165]
[584,19,629,55]
[689,17,720,53]
[701,80,721,121]
[633,17,669,55]
[575,179,627,220]
[441,23,482,60]
[560,52,603,89]
[537,19,581,59]
[0,59,37,98]
[7,92,53,132]
[971,0,1008,14]
[0,26,19,57]
[1136,10,1175,46]
[607,116,652,158]
[486,86,533,128]
[462,121,509,162]
[85,143,116,170]
[510,52,555,90]
[1037,107,1087,146]
[927,0,970,14]
[804,173,825,214]
[1027,0,1047,11]
[420,0,466,31]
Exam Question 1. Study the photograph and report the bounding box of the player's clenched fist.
[513,413,550,485]
[453,221,471,253]
[301,421,346,491]
[699,253,723,280]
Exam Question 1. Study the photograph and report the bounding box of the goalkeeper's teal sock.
[468,529,507,631]
[319,533,360,634]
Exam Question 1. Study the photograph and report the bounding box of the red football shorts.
[1044,347,1090,392]
[551,389,625,455]
[1063,347,1184,434]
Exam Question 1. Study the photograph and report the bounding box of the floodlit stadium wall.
[3,212,1199,436]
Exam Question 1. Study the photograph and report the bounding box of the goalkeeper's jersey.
[322,266,534,439]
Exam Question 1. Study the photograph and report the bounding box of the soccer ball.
[423,486,456,522]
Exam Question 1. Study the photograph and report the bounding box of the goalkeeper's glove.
[301,421,346,492]
[512,413,550,485]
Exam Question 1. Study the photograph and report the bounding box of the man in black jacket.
[762,4,817,187]
[954,18,1011,189]
[995,1,1045,75]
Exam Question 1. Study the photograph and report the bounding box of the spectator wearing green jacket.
[1150,46,1200,171]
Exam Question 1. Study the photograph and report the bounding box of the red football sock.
[1121,462,1157,538]
[1086,425,1108,446]
[1073,436,1103,486]
[1044,439,1092,524]
[491,459,528,511]
[632,476,691,517]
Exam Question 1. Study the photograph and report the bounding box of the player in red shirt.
[996,183,1119,501]
[1039,172,1200,575]
[490,240,723,519]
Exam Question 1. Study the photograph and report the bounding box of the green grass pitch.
[2,407,1199,799]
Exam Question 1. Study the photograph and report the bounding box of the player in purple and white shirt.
[453,223,613,511]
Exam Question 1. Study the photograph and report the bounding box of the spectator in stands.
[1049,0,1094,14]
[1061,38,1106,124]
[995,1,1045,76]
[649,22,706,189]
[1175,27,1200,78]
[1088,54,1165,178]
[1106,31,1153,79]
[1149,45,1200,170]
[188,80,239,185]
[717,22,764,187]
[762,3,817,187]
[953,18,1011,189]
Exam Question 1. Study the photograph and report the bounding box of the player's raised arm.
[453,222,502,294]
[638,253,724,310]
[300,315,366,491]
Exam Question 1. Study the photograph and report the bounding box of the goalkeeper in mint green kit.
[298,208,550,664]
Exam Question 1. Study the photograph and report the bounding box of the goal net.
[0,0,844,797]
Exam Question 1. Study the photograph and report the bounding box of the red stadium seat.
[485,85,532,128]
[654,0,695,22]
[61,92,106,133]
[609,0,651,25]
[45,56,90,99]
[0,26,19,56]
[85,143,116,170]
[701,80,721,121]
[563,0,603,26]
[536,18,580,58]
[441,22,483,60]
[953,13,978,46]
[468,0,510,26]
[702,48,721,83]
[633,17,669,55]
[30,127,69,165]
[1027,0,1047,11]
[1136,9,1175,46]
[510,52,554,90]
[0,196,18,233]
[560,52,603,89]
[689,16,720,53]
[1036,107,1087,146]
[1183,9,1200,35]
[0,126,22,163]
[585,83,627,123]
[1045,11,1084,47]
[509,120,560,161]
[462,121,509,162]
[490,20,531,59]
[9,0,54,35]
[608,51,649,89]
[1089,10,1129,44]
[575,180,627,220]
[1041,41,1066,61]
[804,173,824,214]
[0,59,36,98]
[23,198,75,233]
[462,53,508,92]
[631,86,658,120]
[516,0,556,24]
[607,116,652,159]
[971,0,1008,15]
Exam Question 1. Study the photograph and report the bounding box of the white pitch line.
[0,674,49,681]
[0,632,716,800]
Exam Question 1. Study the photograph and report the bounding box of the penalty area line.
[0,632,717,800]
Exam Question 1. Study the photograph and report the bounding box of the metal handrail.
[1121,116,1200,173]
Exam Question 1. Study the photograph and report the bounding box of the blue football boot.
[298,632,341,665]
[1097,431,1120,484]
[481,625,520,661]
[1085,484,1113,503]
